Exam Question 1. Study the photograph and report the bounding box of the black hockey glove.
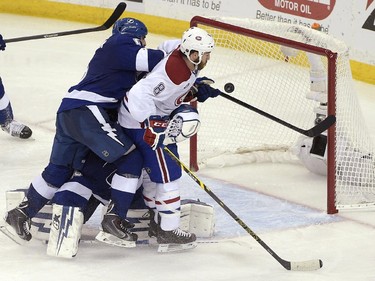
[194,76,221,102]
[0,34,6,51]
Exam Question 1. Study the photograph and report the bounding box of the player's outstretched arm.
[188,76,221,103]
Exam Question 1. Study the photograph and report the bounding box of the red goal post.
[188,16,375,214]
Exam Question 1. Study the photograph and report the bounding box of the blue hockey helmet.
[112,18,148,38]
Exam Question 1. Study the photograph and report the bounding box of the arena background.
[1,0,374,85]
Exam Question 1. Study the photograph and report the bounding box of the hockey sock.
[110,174,139,218]
[0,102,13,126]
[23,185,50,218]
[110,189,135,218]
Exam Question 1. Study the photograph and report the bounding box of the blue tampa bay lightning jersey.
[57,33,165,113]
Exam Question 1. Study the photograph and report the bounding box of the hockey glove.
[0,34,6,51]
[143,115,169,150]
[194,76,221,103]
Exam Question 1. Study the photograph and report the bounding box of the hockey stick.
[164,147,323,271]
[220,91,335,137]
[4,2,126,43]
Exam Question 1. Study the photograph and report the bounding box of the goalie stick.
[220,91,335,138]
[164,147,323,271]
[4,2,126,43]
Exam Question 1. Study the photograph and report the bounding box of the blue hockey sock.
[52,190,88,209]
[23,185,50,218]
[0,102,13,126]
[110,189,135,219]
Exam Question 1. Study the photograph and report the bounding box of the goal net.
[189,16,375,213]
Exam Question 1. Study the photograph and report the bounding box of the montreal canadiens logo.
[175,91,189,106]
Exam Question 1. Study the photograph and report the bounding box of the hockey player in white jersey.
[1,18,167,245]
[0,33,32,139]
[116,26,220,252]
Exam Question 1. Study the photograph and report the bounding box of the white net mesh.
[191,17,375,210]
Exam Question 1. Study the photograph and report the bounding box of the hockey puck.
[224,83,235,93]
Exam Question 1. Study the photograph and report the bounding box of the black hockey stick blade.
[220,91,335,137]
[164,147,323,271]
[305,114,336,137]
[4,2,126,43]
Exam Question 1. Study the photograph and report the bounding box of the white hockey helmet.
[180,27,215,65]
[164,104,201,145]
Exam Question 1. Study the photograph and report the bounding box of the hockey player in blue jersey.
[0,34,32,139]
[46,27,219,255]
[42,28,221,254]
[2,18,167,245]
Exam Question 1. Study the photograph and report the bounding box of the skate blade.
[157,241,198,253]
[95,231,136,248]
[0,219,27,245]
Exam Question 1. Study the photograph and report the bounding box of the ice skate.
[0,207,31,244]
[95,213,138,248]
[1,120,32,139]
[148,209,158,238]
[157,227,197,253]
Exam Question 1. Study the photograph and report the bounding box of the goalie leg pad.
[280,45,298,57]
[180,199,215,238]
[98,206,156,245]
[5,189,26,211]
[6,189,54,243]
[47,204,83,258]
[306,91,327,103]
[309,70,326,93]
[292,136,327,176]
[127,208,152,244]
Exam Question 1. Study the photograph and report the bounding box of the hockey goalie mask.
[112,18,148,39]
[180,27,215,66]
[163,104,201,145]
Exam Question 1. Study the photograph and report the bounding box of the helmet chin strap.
[187,51,202,70]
